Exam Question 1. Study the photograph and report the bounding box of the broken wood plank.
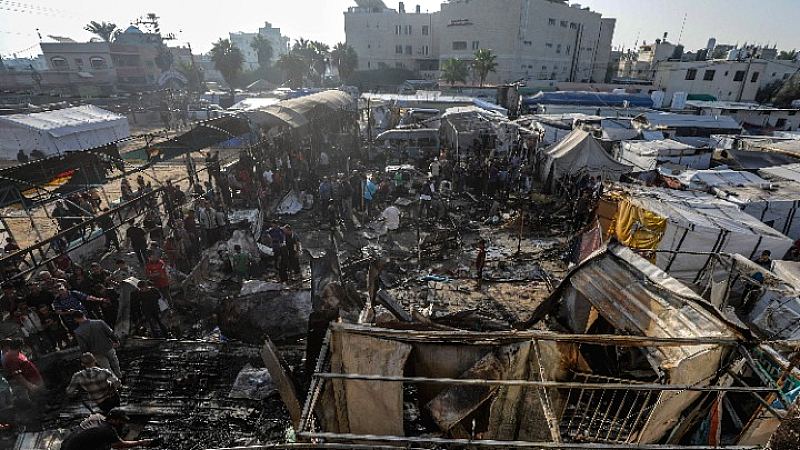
[376,290,413,322]
[426,351,508,431]
[261,337,303,429]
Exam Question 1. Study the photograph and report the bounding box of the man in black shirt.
[130,281,168,338]
[125,221,148,266]
[59,408,153,450]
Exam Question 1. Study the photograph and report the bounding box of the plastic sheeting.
[0,105,130,159]
[540,129,632,185]
[609,185,794,284]
[666,169,770,191]
[618,139,711,171]
[714,182,800,240]
[522,91,654,108]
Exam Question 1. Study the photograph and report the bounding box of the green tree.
[210,38,244,93]
[771,74,800,108]
[84,21,117,42]
[756,79,783,104]
[154,48,174,72]
[291,39,329,86]
[441,58,469,85]
[472,49,498,87]
[331,42,358,82]
[250,34,274,72]
[275,51,307,89]
[179,60,205,92]
[778,50,798,61]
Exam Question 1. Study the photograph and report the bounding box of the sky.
[1,0,798,59]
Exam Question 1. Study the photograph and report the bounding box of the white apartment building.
[344,0,615,84]
[616,38,678,80]
[344,0,441,77]
[230,22,290,71]
[439,0,615,84]
[653,60,768,107]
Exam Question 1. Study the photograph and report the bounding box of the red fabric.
[145,259,170,288]
[475,248,487,270]
[3,351,42,385]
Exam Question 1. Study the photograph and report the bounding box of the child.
[231,244,249,282]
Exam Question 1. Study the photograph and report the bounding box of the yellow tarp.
[612,197,668,251]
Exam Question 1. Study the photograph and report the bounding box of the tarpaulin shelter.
[539,129,631,188]
[0,105,130,159]
[243,90,356,132]
[760,163,800,183]
[634,112,742,138]
[664,169,770,191]
[617,139,712,171]
[123,116,250,162]
[714,181,800,240]
[521,91,654,109]
[605,185,793,285]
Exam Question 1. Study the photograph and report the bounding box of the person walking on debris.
[97,209,120,252]
[380,202,401,247]
[58,408,153,450]
[125,220,148,266]
[231,244,250,282]
[72,310,122,378]
[572,189,592,232]
[284,225,302,280]
[145,253,172,304]
[267,220,288,283]
[363,176,378,217]
[66,352,121,414]
[130,280,169,338]
[52,284,105,330]
[476,240,487,289]
[198,200,220,246]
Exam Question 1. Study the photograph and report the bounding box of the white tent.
[617,139,712,171]
[714,181,800,240]
[540,129,631,186]
[665,169,770,191]
[609,185,793,285]
[759,163,800,183]
[0,105,130,159]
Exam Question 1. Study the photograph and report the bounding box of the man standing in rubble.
[66,352,121,414]
[267,220,288,283]
[572,189,592,232]
[72,311,122,378]
[475,240,487,289]
[59,408,153,450]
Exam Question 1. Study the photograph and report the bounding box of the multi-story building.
[438,0,615,83]
[345,0,441,77]
[344,0,615,84]
[616,36,679,81]
[40,41,117,95]
[230,22,290,72]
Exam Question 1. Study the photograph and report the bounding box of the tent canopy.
[665,169,770,191]
[243,90,355,131]
[542,129,631,182]
[522,91,654,108]
[0,105,130,159]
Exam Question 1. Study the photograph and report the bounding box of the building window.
[89,57,107,70]
[703,70,716,81]
[733,70,746,81]
[472,41,480,50]
[395,25,401,35]
[685,69,697,80]
[570,22,578,29]
[404,25,412,35]
[453,41,467,50]
[751,72,760,82]
[395,45,403,54]
[422,25,429,35]
[545,42,553,48]
[395,62,405,69]
[405,45,412,55]
[421,45,429,56]
[367,61,371,68]
[556,44,562,54]
[50,57,68,70]
[566,45,571,55]
[560,20,568,27]
[548,18,556,26]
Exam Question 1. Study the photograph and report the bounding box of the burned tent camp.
[538,129,632,190]
[296,243,794,447]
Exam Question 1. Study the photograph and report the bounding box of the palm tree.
[291,39,330,86]
[250,34,274,72]
[441,58,469,85]
[210,38,245,94]
[275,52,307,89]
[84,21,117,42]
[331,43,358,82]
[472,49,498,87]
[778,50,798,61]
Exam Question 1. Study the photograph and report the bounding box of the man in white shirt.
[381,203,401,247]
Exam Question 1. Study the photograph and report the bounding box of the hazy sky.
[0,0,797,59]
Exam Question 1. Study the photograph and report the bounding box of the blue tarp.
[521,91,654,108]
